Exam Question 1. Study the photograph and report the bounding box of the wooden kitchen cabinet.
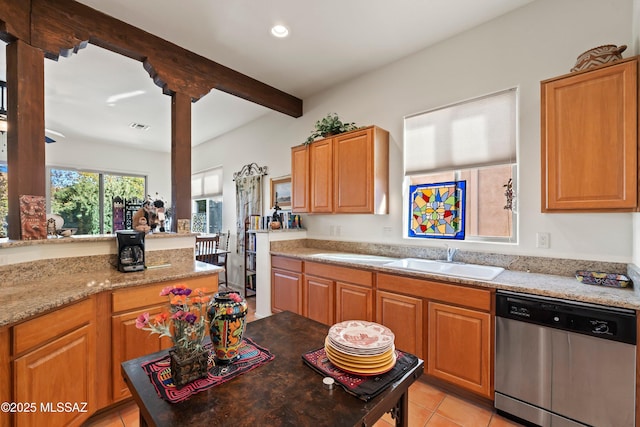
[271,256,303,315]
[376,290,424,359]
[428,302,491,398]
[309,138,334,213]
[291,144,309,212]
[305,261,374,323]
[291,125,389,214]
[303,275,335,325]
[541,56,639,211]
[377,272,492,397]
[1,327,11,427]
[12,298,96,427]
[335,281,373,322]
[333,127,389,214]
[110,276,215,402]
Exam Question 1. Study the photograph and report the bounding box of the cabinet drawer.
[305,261,372,287]
[13,297,94,355]
[112,275,215,313]
[271,256,303,273]
[377,273,491,311]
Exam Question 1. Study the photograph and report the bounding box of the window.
[403,88,517,243]
[192,166,223,234]
[49,168,146,234]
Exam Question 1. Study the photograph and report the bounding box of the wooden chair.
[195,235,219,265]
[214,231,229,286]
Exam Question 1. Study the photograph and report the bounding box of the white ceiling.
[0,0,534,152]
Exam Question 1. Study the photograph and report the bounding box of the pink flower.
[159,286,174,296]
[135,312,150,329]
[229,293,243,303]
[171,310,184,320]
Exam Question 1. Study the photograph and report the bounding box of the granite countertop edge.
[0,260,222,327]
[270,248,640,311]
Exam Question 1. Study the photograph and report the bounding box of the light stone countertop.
[271,247,640,310]
[0,260,222,327]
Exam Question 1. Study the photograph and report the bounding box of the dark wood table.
[122,311,424,427]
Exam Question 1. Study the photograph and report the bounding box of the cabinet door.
[111,305,172,402]
[0,328,9,427]
[428,302,491,398]
[14,325,95,427]
[310,138,333,213]
[334,128,373,213]
[376,291,423,359]
[291,145,309,213]
[542,58,638,211]
[304,275,335,325]
[271,268,303,314]
[335,281,373,322]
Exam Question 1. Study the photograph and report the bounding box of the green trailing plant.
[304,113,359,144]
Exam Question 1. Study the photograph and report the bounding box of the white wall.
[193,0,637,279]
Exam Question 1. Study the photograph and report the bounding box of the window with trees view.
[49,168,146,235]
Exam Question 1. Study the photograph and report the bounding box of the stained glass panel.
[408,181,465,239]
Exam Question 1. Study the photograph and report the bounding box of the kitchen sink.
[309,253,398,266]
[383,258,504,281]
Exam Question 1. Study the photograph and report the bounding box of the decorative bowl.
[57,228,78,237]
[571,44,627,72]
[575,270,631,288]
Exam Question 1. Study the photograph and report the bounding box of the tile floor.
[84,287,524,427]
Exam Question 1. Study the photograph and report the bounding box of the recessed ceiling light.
[271,25,289,38]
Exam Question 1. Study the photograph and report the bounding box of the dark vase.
[169,348,209,388]
[208,291,248,364]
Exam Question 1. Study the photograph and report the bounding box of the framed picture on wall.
[270,176,292,209]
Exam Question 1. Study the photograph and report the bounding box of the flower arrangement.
[136,284,210,359]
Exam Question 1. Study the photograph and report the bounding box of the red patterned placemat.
[302,347,419,401]
[141,338,274,403]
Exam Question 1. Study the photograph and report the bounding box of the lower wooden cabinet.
[336,281,373,322]
[111,305,171,402]
[304,275,335,325]
[376,290,424,359]
[12,298,96,427]
[0,328,9,427]
[427,301,491,398]
[271,257,303,315]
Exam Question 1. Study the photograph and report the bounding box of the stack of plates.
[325,320,396,376]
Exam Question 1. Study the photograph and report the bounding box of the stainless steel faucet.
[446,246,458,262]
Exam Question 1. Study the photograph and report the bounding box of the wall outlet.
[536,232,550,249]
[383,226,392,236]
[329,225,335,236]
[335,225,342,236]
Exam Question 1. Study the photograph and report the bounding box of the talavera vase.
[208,291,248,364]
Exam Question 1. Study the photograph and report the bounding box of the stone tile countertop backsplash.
[271,239,640,311]
[0,248,222,327]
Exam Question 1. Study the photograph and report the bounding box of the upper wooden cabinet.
[291,126,389,214]
[541,57,639,212]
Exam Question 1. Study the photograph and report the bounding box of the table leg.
[139,412,149,427]
[391,391,409,427]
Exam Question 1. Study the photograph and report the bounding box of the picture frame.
[270,176,292,209]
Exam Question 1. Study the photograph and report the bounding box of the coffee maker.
[116,230,146,272]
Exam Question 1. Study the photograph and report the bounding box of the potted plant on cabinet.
[304,113,359,144]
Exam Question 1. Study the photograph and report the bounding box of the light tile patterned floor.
[84,290,524,427]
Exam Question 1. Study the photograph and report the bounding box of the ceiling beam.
[23,0,302,117]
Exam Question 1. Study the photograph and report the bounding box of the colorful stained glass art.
[408,181,465,240]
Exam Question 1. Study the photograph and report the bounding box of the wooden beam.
[6,40,46,240]
[29,0,303,117]
[0,0,30,43]
[171,92,192,232]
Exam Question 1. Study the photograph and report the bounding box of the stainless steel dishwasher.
[495,290,637,427]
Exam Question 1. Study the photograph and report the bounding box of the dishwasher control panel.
[497,291,636,344]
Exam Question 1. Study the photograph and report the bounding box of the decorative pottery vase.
[169,348,209,388]
[208,291,248,364]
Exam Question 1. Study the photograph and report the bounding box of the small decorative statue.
[132,201,158,233]
[270,198,282,230]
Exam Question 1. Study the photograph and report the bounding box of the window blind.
[404,88,517,175]
[192,166,223,198]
